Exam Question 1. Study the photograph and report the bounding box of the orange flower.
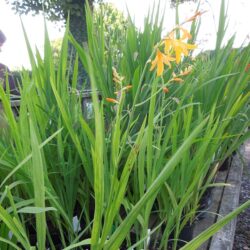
[170,39,197,64]
[163,26,197,64]
[182,10,208,24]
[106,98,119,104]
[162,87,169,93]
[164,37,172,54]
[150,49,175,76]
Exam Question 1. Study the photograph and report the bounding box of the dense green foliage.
[0,1,249,249]
[94,3,128,65]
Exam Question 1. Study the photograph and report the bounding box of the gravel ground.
[233,141,250,250]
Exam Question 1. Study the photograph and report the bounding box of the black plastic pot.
[219,156,233,171]
[167,221,195,249]
[196,187,213,220]
[178,222,194,246]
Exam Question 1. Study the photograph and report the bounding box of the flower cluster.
[150,26,197,77]
[106,11,206,103]
[150,10,208,78]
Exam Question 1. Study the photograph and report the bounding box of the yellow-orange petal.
[150,49,170,76]
[157,61,164,76]
[150,58,157,71]
[164,38,172,54]
[163,54,176,67]
[186,43,197,50]
[106,98,119,104]
[162,87,169,93]
[175,48,182,64]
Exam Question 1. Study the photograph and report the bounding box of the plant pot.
[219,156,233,171]
[168,221,195,249]
[196,187,213,221]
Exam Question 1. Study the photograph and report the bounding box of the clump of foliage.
[0,1,249,250]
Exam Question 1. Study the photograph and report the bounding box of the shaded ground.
[233,141,250,250]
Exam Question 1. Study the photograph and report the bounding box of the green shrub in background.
[0,0,249,249]
[94,2,128,65]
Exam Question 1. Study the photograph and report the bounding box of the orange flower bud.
[114,85,133,95]
[245,63,250,72]
[124,85,132,90]
[162,87,169,93]
[106,98,119,104]
[180,66,193,76]
[170,77,184,83]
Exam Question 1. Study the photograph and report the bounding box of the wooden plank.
[0,100,20,108]
[193,171,228,250]
[209,146,245,250]
[193,142,248,250]
[0,100,20,117]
